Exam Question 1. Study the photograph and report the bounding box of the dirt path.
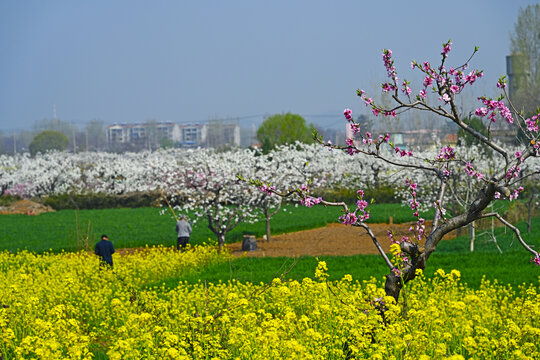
[226,221,456,257]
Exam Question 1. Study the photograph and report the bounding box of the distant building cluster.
[106,121,241,149]
[345,122,458,150]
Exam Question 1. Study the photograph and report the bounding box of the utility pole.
[72,123,76,153]
[85,130,88,151]
[13,132,16,154]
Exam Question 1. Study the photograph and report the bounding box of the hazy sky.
[0,0,538,132]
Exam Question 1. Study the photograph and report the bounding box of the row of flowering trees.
[2,138,539,251]
[0,144,386,248]
[0,146,356,198]
[5,144,533,201]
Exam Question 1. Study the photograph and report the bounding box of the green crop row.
[0,203,427,253]
[150,250,539,292]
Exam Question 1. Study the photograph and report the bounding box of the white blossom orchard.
[0,146,363,198]
[251,40,540,301]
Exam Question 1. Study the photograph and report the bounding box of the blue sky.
[0,0,538,131]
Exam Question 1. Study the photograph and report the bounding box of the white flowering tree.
[161,148,265,251]
[252,40,540,301]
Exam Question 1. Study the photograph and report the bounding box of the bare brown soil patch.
[227,222,457,257]
[0,200,55,215]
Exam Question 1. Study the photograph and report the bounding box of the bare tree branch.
[480,212,538,257]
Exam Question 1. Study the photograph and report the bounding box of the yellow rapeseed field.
[0,246,538,359]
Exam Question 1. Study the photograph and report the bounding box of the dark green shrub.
[41,192,162,210]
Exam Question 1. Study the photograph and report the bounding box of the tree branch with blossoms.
[249,40,540,302]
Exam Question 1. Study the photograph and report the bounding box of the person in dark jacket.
[175,215,192,250]
[95,234,115,267]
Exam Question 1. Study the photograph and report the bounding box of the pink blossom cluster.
[437,146,456,161]
[423,75,433,87]
[346,143,360,156]
[342,109,391,150]
[339,212,357,225]
[357,90,372,107]
[505,165,521,180]
[297,184,322,208]
[525,114,539,133]
[362,132,372,145]
[357,90,395,118]
[301,196,322,207]
[349,123,360,135]
[440,94,451,103]
[412,46,483,104]
[433,200,447,220]
[532,254,540,266]
[382,49,398,85]
[258,184,276,195]
[339,189,370,225]
[464,161,483,179]
[405,179,425,242]
[382,82,396,93]
[401,80,412,96]
[436,146,455,175]
[394,146,413,157]
[440,40,452,58]
[363,132,391,146]
[509,187,524,201]
[475,96,514,124]
[344,108,353,122]
[497,77,507,89]
[355,190,370,222]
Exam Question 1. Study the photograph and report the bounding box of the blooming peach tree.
[251,40,540,300]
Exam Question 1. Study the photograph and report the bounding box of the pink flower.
[441,41,452,57]
[339,212,358,225]
[450,85,460,93]
[301,196,322,208]
[475,107,488,117]
[465,162,476,177]
[357,199,368,210]
[382,83,396,92]
[526,117,539,132]
[258,184,276,195]
[437,146,455,160]
[532,254,540,266]
[344,108,353,121]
